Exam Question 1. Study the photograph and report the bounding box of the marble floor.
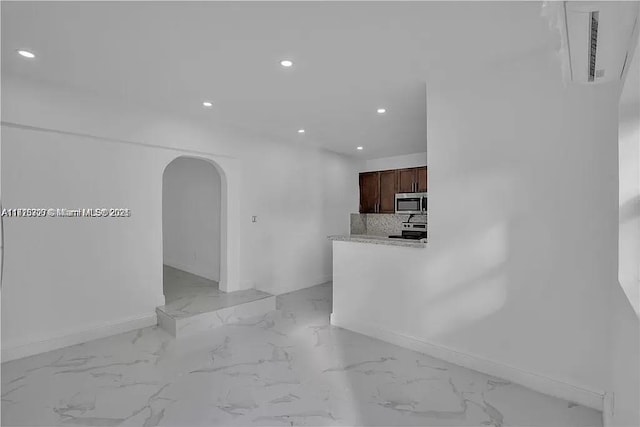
[160,266,273,318]
[2,282,602,427]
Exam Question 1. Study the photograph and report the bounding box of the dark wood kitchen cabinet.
[417,166,428,192]
[359,170,398,213]
[379,170,398,213]
[398,168,416,193]
[359,166,427,214]
[359,172,379,213]
[398,166,428,193]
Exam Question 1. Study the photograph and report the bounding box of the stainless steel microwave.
[395,192,427,215]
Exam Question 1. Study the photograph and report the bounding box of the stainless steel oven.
[395,192,427,215]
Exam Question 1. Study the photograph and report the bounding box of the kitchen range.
[390,191,427,240]
[388,221,427,240]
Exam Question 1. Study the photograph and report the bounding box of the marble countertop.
[328,234,427,248]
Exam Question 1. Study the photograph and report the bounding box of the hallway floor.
[1,283,602,426]
[161,265,272,318]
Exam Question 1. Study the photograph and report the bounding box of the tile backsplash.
[350,213,427,236]
[350,213,367,235]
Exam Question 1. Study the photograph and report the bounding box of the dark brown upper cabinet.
[359,172,379,214]
[359,171,396,214]
[358,166,426,214]
[417,166,428,192]
[398,166,428,193]
[398,168,416,193]
[379,170,398,213]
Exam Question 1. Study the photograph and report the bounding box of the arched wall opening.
[162,156,225,298]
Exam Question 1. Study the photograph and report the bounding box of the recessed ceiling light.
[280,59,293,68]
[377,108,386,114]
[298,129,305,134]
[17,49,36,59]
[202,101,213,108]
[357,146,364,150]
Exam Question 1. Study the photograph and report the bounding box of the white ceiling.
[1,1,555,159]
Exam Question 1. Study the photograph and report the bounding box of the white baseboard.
[2,312,157,363]
[331,313,605,411]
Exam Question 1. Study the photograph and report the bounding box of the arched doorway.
[162,156,222,301]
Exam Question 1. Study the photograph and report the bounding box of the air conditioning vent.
[588,11,599,81]
[560,1,639,84]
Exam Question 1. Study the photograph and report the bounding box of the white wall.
[618,44,640,314]
[428,58,621,396]
[361,152,427,172]
[333,49,619,403]
[0,121,3,288]
[609,39,640,427]
[609,286,639,426]
[238,137,358,295]
[163,157,221,281]
[1,76,359,360]
[1,125,169,359]
[426,55,620,396]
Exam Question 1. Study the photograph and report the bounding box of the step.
[156,289,276,337]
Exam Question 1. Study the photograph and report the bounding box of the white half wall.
[361,152,427,172]
[163,157,222,281]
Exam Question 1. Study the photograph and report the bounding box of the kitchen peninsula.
[328,219,429,346]
[329,160,429,349]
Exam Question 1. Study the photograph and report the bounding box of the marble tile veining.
[157,266,276,337]
[160,266,273,318]
[2,282,601,426]
[158,297,277,338]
